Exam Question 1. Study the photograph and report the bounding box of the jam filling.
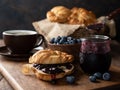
[87,23,104,31]
[33,63,73,74]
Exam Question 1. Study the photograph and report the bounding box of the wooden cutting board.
[0,55,120,90]
[0,40,120,90]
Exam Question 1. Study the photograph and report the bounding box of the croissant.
[68,7,97,26]
[29,49,74,64]
[46,6,71,23]
[22,49,74,81]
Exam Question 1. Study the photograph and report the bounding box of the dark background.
[0,0,120,40]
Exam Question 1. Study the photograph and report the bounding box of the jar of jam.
[79,35,112,74]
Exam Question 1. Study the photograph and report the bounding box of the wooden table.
[0,73,14,90]
[0,40,120,90]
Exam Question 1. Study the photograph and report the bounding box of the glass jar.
[79,35,112,74]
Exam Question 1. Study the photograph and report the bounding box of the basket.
[47,43,81,61]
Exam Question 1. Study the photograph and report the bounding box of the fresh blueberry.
[50,38,55,44]
[62,36,67,42]
[76,39,81,43]
[73,39,78,43]
[64,42,69,44]
[54,38,58,44]
[50,36,80,45]
[68,40,76,44]
[89,75,97,82]
[57,36,61,41]
[102,72,111,81]
[66,76,75,84]
[59,36,67,44]
[94,72,102,79]
[67,37,73,41]
[55,36,61,43]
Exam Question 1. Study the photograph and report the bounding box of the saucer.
[0,46,42,58]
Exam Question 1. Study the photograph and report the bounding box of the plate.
[0,46,43,58]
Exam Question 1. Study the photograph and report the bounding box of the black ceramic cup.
[3,30,44,54]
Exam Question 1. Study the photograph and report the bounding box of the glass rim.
[80,35,110,42]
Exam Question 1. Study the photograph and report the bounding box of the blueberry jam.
[33,63,73,74]
[87,23,104,31]
[79,35,112,74]
[79,52,111,74]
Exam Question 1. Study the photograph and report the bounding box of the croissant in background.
[46,6,97,26]
[46,6,71,23]
[68,7,97,26]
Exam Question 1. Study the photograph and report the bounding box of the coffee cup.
[3,30,44,54]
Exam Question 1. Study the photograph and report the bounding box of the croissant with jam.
[22,49,74,81]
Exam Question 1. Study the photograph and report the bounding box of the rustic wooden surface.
[0,40,120,90]
[0,73,13,90]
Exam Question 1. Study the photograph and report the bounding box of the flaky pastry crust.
[46,6,71,23]
[68,7,97,26]
[46,6,97,26]
[29,49,74,64]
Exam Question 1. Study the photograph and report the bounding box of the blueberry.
[51,36,79,45]
[57,36,61,41]
[89,75,96,82]
[76,39,81,43]
[73,39,78,43]
[64,42,69,44]
[54,38,58,44]
[68,40,76,44]
[94,72,102,79]
[102,72,111,81]
[66,76,75,84]
[67,37,73,41]
[59,36,67,44]
[62,36,67,41]
[54,36,61,43]
[50,38,55,43]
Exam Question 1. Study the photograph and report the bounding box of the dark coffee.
[3,30,44,54]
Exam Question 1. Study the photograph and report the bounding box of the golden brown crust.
[46,6,71,23]
[22,64,74,81]
[67,7,97,26]
[46,6,97,26]
[29,49,74,64]
[22,64,35,75]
